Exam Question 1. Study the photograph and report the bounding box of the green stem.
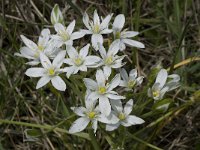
[88,129,101,150]
[0,119,90,140]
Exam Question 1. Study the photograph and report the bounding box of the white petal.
[92,120,98,133]
[159,86,169,100]
[136,76,144,85]
[100,13,113,29]
[51,76,66,91]
[79,44,90,57]
[52,50,66,68]
[79,65,87,72]
[20,47,36,59]
[119,41,126,51]
[91,34,103,51]
[66,20,75,34]
[83,78,98,90]
[40,52,52,69]
[113,14,125,31]
[25,68,46,77]
[85,56,101,66]
[54,23,66,33]
[123,39,145,48]
[26,60,40,66]
[121,31,139,38]
[93,10,100,25]
[129,69,137,80]
[120,68,129,82]
[124,99,133,115]
[83,12,91,30]
[126,115,145,125]
[106,123,120,131]
[98,112,119,124]
[72,107,87,117]
[108,41,120,56]
[36,76,51,89]
[103,66,111,80]
[20,35,38,50]
[155,69,168,89]
[71,31,85,40]
[65,66,76,78]
[110,99,123,113]
[98,44,107,58]
[64,40,73,46]
[69,117,90,133]
[80,29,92,34]
[106,94,125,100]
[67,46,78,58]
[88,91,100,101]
[100,29,113,34]
[108,74,120,91]
[99,96,111,116]
[96,69,106,86]
[63,58,74,65]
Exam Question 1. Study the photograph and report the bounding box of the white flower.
[106,99,145,131]
[148,69,180,100]
[112,14,145,51]
[25,51,67,91]
[69,94,117,133]
[52,20,85,47]
[83,69,125,116]
[98,42,126,79]
[51,4,64,25]
[15,29,60,65]
[63,44,101,78]
[81,10,113,50]
[120,68,144,91]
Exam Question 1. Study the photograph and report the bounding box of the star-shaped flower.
[15,29,60,65]
[25,51,67,91]
[148,69,180,100]
[52,20,85,47]
[81,10,113,50]
[83,69,125,116]
[120,68,144,91]
[63,44,101,78]
[98,42,126,79]
[106,99,145,131]
[112,14,145,51]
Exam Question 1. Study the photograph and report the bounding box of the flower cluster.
[16,6,180,134]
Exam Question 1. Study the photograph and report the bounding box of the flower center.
[128,80,136,89]
[34,51,40,58]
[74,57,83,66]
[115,31,121,39]
[88,111,96,119]
[105,56,113,65]
[59,31,70,41]
[98,86,106,94]
[118,113,126,120]
[93,24,100,34]
[48,68,55,76]
[38,45,44,51]
[153,90,160,98]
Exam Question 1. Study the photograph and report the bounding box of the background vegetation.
[0,0,200,149]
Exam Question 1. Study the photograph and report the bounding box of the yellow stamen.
[128,80,136,89]
[88,111,96,119]
[115,31,121,39]
[105,56,113,65]
[153,90,160,97]
[59,31,70,41]
[93,24,100,34]
[38,45,44,51]
[48,68,55,76]
[98,86,106,94]
[118,113,126,120]
[74,57,83,66]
